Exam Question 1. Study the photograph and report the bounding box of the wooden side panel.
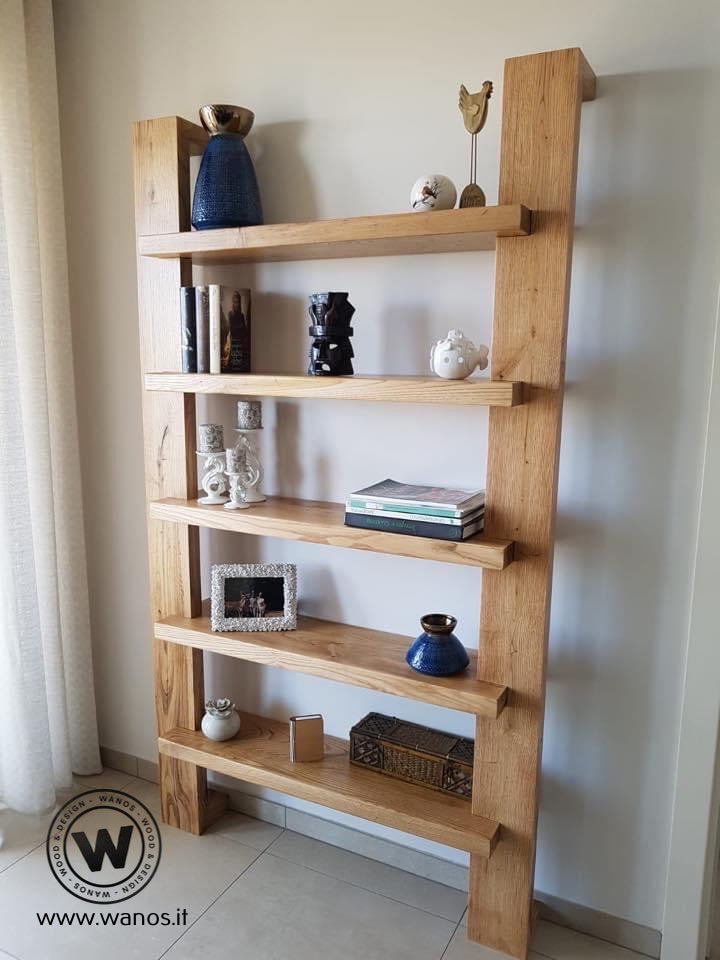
[132,116,224,834]
[467,49,592,957]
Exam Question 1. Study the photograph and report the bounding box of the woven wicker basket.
[349,712,473,800]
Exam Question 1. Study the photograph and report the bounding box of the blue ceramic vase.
[191,104,263,230]
[405,614,470,676]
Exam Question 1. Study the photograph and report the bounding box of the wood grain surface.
[138,205,531,264]
[159,715,500,856]
[144,372,524,407]
[133,115,225,834]
[467,48,594,957]
[155,614,508,717]
[149,496,514,570]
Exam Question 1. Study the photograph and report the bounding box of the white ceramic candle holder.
[234,429,265,503]
[197,451,229,504]
[225,472,250,510]
[224,441,260,509]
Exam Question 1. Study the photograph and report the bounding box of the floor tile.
[118,778,161,816]
[104,779,283,854]
[70,768,140,792]
[163,852,455,960]
[532,921,652,959]
[0,807,55,874]
[205,811,284,852]
[0,813,259,959]
[443,923,549,959]
[269,830,466,922]
[0,773,141,878]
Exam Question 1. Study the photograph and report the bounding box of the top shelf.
[138,205,532,264]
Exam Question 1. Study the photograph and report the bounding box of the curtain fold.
[0,0,101,813]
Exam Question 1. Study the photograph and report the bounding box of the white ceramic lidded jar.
[430,329,489,380]
[201,698,241,741]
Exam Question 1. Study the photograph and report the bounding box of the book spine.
[227,288,251,373]
[179,287,197,373]
[208,284,221,375]
[289,718,297,762]
[346,498,474,519]
[195,286,210,373]
[346,505,484,526]
[344,512,483,541]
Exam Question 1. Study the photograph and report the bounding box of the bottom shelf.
[159,713,499,857]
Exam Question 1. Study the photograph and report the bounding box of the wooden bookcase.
[132,47,595,959]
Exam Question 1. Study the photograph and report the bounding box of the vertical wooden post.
[132,116,226,834]
[468,49,595,958]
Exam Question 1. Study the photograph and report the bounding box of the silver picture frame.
[210,563,297,632]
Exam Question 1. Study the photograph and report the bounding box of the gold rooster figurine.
[458,81,493,207]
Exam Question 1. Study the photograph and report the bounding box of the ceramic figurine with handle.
[430,329,489,380]
[458,81,493,207]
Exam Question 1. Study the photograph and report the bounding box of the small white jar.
[201,698,241,741]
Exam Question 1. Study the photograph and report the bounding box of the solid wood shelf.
[145,372,524,407]
[158,715,500,856]
[138,205,531,264]
[149,496,514,570]
[155,614,508,717]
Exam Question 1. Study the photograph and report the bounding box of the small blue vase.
[406,614,470,676]
[192,104,263,230]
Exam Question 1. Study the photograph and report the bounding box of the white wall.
[53,0,720,933]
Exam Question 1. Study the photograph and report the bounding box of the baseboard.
[101,747,661,957]
[535,891,661,958]
[100,745,159,785]
[100,745,139,778]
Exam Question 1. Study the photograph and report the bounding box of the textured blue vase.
[191,104,263,230]
[405,615,470,676]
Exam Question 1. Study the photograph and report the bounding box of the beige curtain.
[0,0,101,813]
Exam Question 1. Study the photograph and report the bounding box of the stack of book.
[344,479,485,542]
[180,285,251,374]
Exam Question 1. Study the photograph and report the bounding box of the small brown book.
[289,714,324,762]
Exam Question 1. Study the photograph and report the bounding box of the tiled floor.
[0,770,653,960]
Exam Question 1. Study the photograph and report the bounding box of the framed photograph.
[210,563,297,632]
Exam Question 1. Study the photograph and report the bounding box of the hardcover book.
[208,284,222,374]
[180,286,197,373]
[344,512,484,541]
[289,714,324,762]
[221,287,251,373]
[348,479,485,518]
[195,286,210,374]
[345,504,484,526]
[208,285,252,374]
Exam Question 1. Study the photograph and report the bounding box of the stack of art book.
[180,285,251,374]
[344,479,485,542]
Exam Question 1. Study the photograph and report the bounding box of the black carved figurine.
[308,292,355,376]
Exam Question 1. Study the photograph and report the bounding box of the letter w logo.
[71,827,134,872]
